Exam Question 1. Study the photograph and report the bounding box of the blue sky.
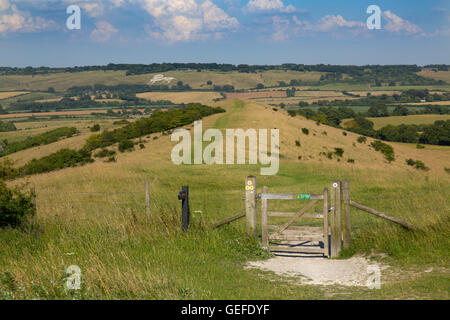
[0,0,449,67]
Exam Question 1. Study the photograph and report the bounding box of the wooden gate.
[260,186,329,257]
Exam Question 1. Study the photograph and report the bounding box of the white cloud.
[0,1,55,34]
[0,0,10,12]
[139,0,239,43]
[246,0,295,13]
[90,20,118,41]
[315,15,365,32]
[383,10,422,34]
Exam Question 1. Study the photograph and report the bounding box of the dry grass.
[136,91,221,105]
[0,91,29,99]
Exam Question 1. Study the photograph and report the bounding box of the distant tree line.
[1,64,447,85]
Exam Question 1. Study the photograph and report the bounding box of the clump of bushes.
[0,121,16,132]
[90,124,101,132]
[19,149,93,176]
[113,120,130,125]
[94,149,116,158]
[406,159,430,171]
[334,148,344,157]
[302,128,309,135]
[370,140,395,162]
[357,136,367,144]
[0,180,35,228]
[118,140,134,152]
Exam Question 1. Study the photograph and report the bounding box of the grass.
[1,100,449,299]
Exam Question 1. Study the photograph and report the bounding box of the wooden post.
[342,180,351,249]
[323,188,329,257]
[261,186,269,248]
[178,186,190,232]
[145,181,150,219]
[330,181,342,257]
[245,176,257,239]
[31,187,37,225]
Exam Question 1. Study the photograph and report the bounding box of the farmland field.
[366,114,450,130]
[0,91,30,100]
[136,91,222,105]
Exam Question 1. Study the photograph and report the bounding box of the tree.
[256,83,265,89]
[393,105,409,116]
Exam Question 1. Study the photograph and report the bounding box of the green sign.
[296,194,311,200]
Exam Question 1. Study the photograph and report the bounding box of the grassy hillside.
[1,100,449,299]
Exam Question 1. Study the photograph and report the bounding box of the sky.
[0,0,449,67]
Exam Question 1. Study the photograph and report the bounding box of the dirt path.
[247,255,390,287]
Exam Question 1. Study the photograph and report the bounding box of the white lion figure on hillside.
[149,74,176,85]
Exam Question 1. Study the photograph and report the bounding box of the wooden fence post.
[261,186,269,248]
[342,180,351,249]
[245,176,257,239]
[330,181,342,257]
[31,187,37,225]
[178,186,190,232]
[323,187,329,257]
[145,181,150,218]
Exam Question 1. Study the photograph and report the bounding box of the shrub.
[90,124,101,132]
[445,168,450,174]
[416,144,425,149]
[302,128,309,135]
[106,156,116,163]
[19,149,92,176]
[287,110,296,117]
[295,140,301,147]
[357,136,367,144]
[94,149,116,158]
[0,121,17,132]
[272,108,278,112]
[0,159,17,180]
[370,140,395,162]
[119,140,134,152]
[113,120,129,125]
[342,131,347,136]
[0,180,35,228]
[139,143,145,149]
[406,159,429,171]
[334,148,344,157]
[347,159,355,163]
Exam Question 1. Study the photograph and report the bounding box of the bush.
[0,121,17,132]
[342,131,347,136]
[334,148,344,157]
[302,128,309,135]
[295,140,301,147]
[357,136,367,144]
[119,140,134,152]
[347,159,355,163]
[0,159,17,180]
[406,159,429,171]
[90,124,101,132]
[0,180,34,228]
[94,149,116,158]
[19,149,92,176]
[139,143,145,149]
[416,144,425,149]
[370,140,395,162]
